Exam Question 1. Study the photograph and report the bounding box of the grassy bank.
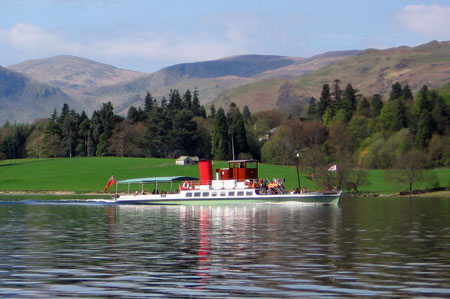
[0,157,448,195]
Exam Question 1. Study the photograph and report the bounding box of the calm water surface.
[0,197,449,298]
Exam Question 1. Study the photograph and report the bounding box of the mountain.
[84,51,360,114]
[3,41,448,123]
[0,66,80,123]
[212,41,450,114]
[5,52,359,120]
[8,55,148,92]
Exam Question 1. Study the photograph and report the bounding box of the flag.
[104,175,115,192]
[328,165,337,172]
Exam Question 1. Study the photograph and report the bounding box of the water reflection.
[0,198,449,297]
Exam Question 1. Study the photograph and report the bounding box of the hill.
[7,55,148,112]
[213,41,450,114]
[0,66,81,123]
[87,51,359,114]
[6,52,358,119]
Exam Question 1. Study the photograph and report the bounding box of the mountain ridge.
[212,40,450,115]
[0,66,81,123]
[2,41,449,123]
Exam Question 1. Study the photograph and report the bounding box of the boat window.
[220,192,226,196]
[228,191,235,196]
[237,191,244,196]
[246,191,253,196]
[211,192,217,197]
[194,192,201,197]
[186,192,192,197]
[202,192,209,197]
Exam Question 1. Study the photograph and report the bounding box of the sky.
[1,0,450,73]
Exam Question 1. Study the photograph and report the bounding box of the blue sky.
[1,0,449,73]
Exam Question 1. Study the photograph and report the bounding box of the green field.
[0,157,448,194]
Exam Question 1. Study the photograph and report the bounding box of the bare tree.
[385,150,432,192]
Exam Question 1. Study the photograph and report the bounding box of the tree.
[211,108,230,160]
[108,121,146,157]
[356,97,371,117]
[127,106,140,123]
[90,102,120,156]
[25,120,46,158]
[261,118,303,165]
[300,144,326,181]
[253,110,284,135]
[0,124,30,159]
[77,118,91,156]
[59,104,80,158]
[389,82,402,101]
[432,96,450,135]
[242,106,252,124]
[402,84,413,102]
[341,83,358,121]
[42,109,63,157]
[370,94,383,118]
[391,98,407,131]
[346,166,370,193]
[318,84,331,118]
[183,89,192,110]
[331,79,342,102]
[171,110,199,157]
[144,92,154,112]
[209,104,216,118]
[415,111,433,149]
[191,89,202,117]
[385,149,429,192]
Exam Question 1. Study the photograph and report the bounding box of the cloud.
[0,22,242,68]
[396,4,450,40]
[0,23,82,54]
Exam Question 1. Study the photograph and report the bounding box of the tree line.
[261,80,449,191]
[0,89,257,160]
[0,82,449,192]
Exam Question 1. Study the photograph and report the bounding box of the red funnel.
[199,160,213,185]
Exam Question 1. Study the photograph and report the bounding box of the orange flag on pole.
[104,175,115,192]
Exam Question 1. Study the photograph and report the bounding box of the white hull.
[115,188,341,205]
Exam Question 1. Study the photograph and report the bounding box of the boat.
[113,160,341,205]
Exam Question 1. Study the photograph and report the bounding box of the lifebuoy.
[182,181,190,189]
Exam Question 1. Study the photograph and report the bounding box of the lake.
[0,196,449,298]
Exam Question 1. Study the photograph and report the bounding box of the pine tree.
[341,83,358,121]
[402,84,413,102]
[211,108,230,160]
[229,110,249,158]
[242,105,251,124]
[389,82,402,101]
[391,99,407,131]
[191,89,202,116]
[331,79,342,101]
[356,97,371,117]
[209,104,216,118]
[432,96,450,135]
[415,111,433,149]
[318,84,331,118]
[144,92,154,112]
[183,89,192,110]
[370,94,383,118]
